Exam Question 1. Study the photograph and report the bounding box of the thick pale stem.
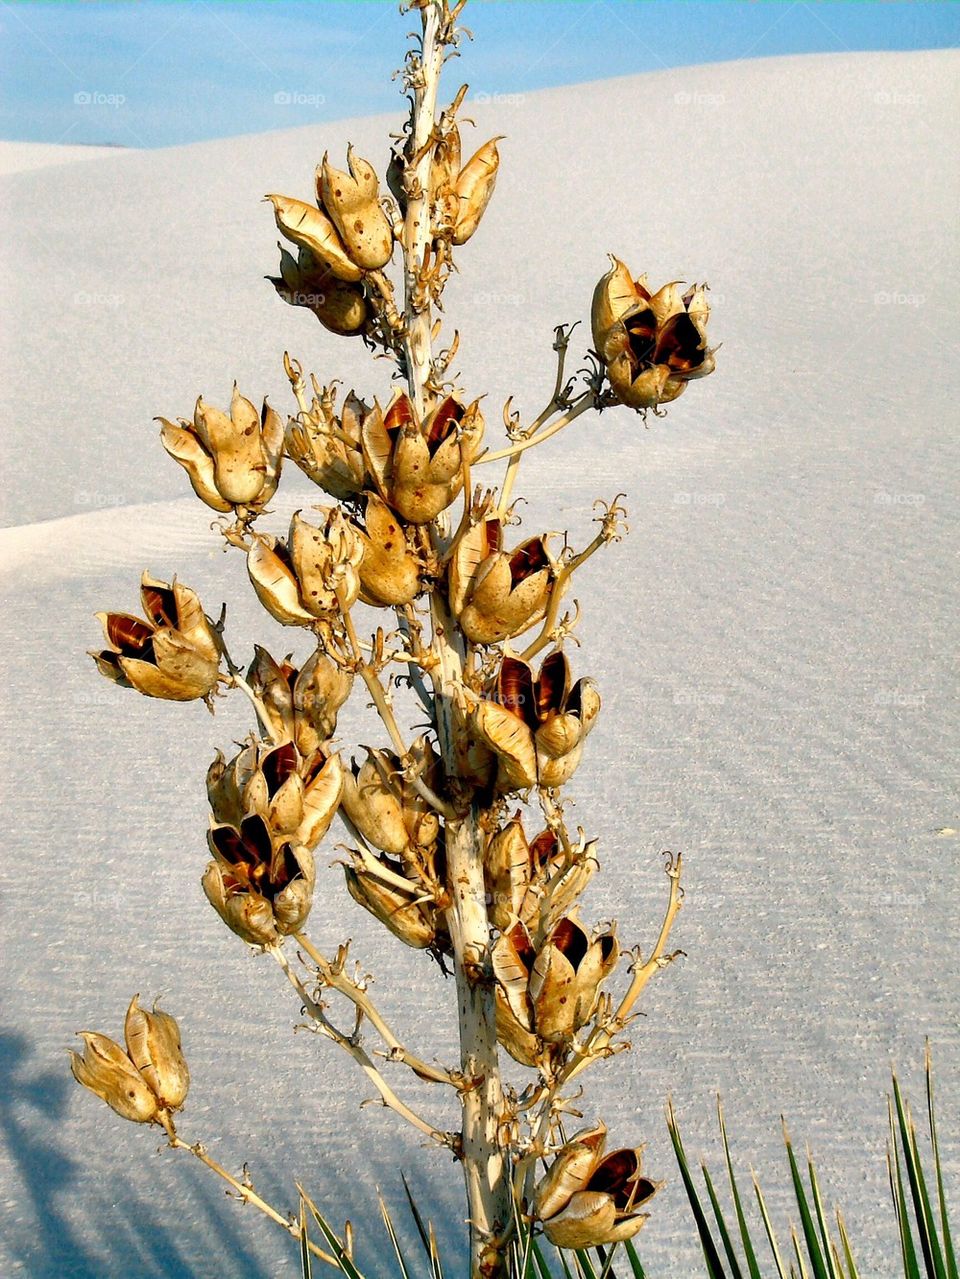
[431,593,512,1276]
[402,2,443,418]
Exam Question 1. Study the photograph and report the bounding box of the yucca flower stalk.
[71,2,716,1275]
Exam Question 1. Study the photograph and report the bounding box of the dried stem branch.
[157,1115,338,1268]
[293,931,460,1088]
[269,944,453,1148]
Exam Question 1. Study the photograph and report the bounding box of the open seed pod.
[361,390,484,524]
[536,1128,660,1249]
[90,573,221,702]
[449,518,556,645]
[247,507,364,625]
[468,651,600,792]
[205,812,316,944]
[592,256,715,410]
[247,645,352,752]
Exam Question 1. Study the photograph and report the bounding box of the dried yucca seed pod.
[490,915,618,1062]
[469,651,600,792]
[361,390,485,524]
[318,147,394,271]
[451,137,502,245]
[90,573,221,702]
[70,1032,161,1125]
[247,507,364,625]
[265,192,362,283]
[484,815,599,941]
[341,740,441,864]
[159,385,284,512]
[205,812,316,944]
[247,645,353,752]
[207,739,343,852]
[536,1132,659,1249]
[450,518,556,645]
[269,243,369,336]
[353,495,423,608]
[284,385,369,502]
[344,862,438,949]
[592,256,715,410]
[123,996,190,1112]
[70,997,190,1124]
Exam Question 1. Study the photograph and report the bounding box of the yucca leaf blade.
[667,1099,728,1277]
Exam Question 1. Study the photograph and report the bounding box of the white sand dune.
[1,49,958,1277]
[0,140,134,176]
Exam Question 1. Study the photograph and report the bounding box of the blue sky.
[1,1,957,149]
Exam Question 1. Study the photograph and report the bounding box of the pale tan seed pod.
[543,1192,623,1250]
[91,575,221,702]
[344,866,436,948]
[187,387,284,508]
[574,929,620,1026]
[269,244,369,336]
[123,996,190,1112]
[265,193,362,283]
[318,147,394,271]
[354,495,422,607]
[202,860,279,947]
[361,392,485,524]
[530,930,580,1043]
[534,1124,608,1221]
[297,752,344,849]
[469,699,537,791]
[70,1031,161,1124]
[452,137,502,245]
[536,742,584,790]
[273,845,316,933]
[537,1138,658,1249]
[247,537,316,626]
[591,257,648,352]
[452,519,555,646]
[157,420,232,512]
[294,649,353,745]
[342,750,410,856]
[484,814,531,932]
[491,928,540,1066]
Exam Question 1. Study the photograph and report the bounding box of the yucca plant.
[68,2,716,1275]
[667,1046,955,1279]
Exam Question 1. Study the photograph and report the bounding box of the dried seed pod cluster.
[535,1124,660,1248]
[70,996,189,1125]
[592,256,715,410]
[90,573,221,702]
